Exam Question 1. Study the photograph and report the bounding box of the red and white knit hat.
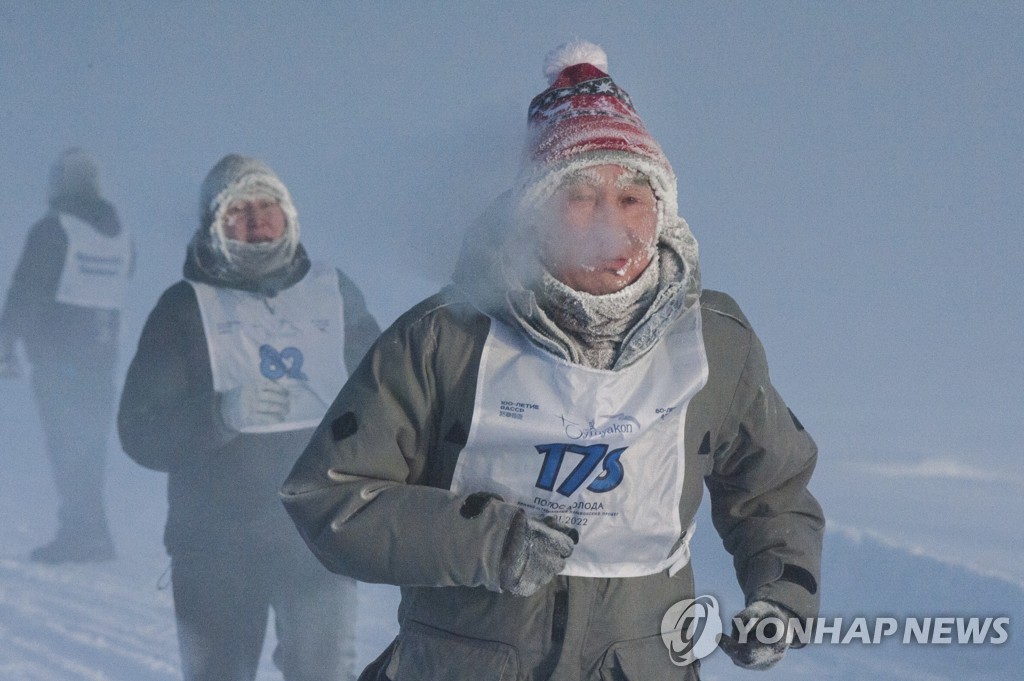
[516,40,679,230]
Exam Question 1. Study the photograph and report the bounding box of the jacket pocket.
[386,620,519,681]
[599,634,701,681]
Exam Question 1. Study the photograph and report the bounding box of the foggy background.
[1,2,1021,679]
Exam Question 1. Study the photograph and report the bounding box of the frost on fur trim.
[543,40,608,84]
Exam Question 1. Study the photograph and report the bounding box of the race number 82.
[259,344,307,380]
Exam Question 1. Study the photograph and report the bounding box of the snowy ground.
[2,380,1021,680]
[0,380,402,680]
[0,557,401,681]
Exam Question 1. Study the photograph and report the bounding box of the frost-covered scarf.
[184,228,310,296]
[535,257,660,370]
[523,218,698,370]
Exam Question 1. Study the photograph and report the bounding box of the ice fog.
[2,3,1022,680]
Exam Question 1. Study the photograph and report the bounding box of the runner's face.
[536,165,658,295]
[222,197,286,243]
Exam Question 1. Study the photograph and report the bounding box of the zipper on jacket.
[551,590,568,643]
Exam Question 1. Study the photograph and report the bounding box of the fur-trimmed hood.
[184,154,305,294]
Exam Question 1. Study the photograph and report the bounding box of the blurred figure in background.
[0,147,131,563]
[118,154,379,681]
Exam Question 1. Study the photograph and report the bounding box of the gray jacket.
[282,277,822,680]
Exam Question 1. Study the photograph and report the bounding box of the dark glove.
[498,512,576,597]
[718,600,794,671]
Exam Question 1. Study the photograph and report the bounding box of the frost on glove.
[498,512,576,597]
[219,382,290,432]
[718,600,795,671]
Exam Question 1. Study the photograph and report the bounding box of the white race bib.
[451,306,708,578]
[54,213,131,310]
[190,261,347,433]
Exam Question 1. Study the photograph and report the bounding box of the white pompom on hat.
[542,39,608,84]
[516,40,679,233]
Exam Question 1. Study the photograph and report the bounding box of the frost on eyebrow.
[614,167,650,190]
[557,166,652,192]
[558,167,602,191]
[557,167,651,199]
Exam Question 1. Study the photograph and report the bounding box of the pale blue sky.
[2,1,1022,573]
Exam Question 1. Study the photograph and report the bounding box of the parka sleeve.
[705,325,824,621]
[117,283,231,472]
[280,304,519,590]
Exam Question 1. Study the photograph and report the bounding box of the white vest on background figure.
[54,213,131,310]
